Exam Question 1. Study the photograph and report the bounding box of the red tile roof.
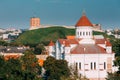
[48,41,54,46]
[95,39,106,44]
[95,39,112,46]
[4,55,21,60]
[71,44,106,54]
[58,39,79,45]
[66,35,75,39]
[106,40,112,46]
[65,41,70,47]
[75,13,93,27]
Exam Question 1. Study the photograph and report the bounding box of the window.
[77,32,79,36]
[83,32,85,36]
[80,32,81,36]
[104,62,106,69]
[76,62,78,70]
[91,62,93,70]
[86,32,88,36]
[79,62,81,70]
[89,32,90,35]
[94,62,96,69]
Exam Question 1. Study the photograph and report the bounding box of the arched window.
[104,62,106,69]
[79,62,81,70]
[91,62,93,70]
[76,62,78,70]
[94,62,96,70]
[77,32,79,36]
[80,32,81,36]
[86,32,88,36]
[89,32,90,35]
[83,32,85,36]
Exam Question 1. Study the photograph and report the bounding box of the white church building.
[48,13,115,80]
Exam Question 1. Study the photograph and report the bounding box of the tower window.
[86,32,88,36]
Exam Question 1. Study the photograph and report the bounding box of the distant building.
[2,29,22,42]
[92,24,103,32]
[0,28,6,33]
[0,46,29,60]
[48,12,115,80]
[29,17,40,30]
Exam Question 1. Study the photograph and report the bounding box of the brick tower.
[30,17,40,30]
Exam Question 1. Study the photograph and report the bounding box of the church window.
[94,62,96,69]
[76,62,78,70]
[91,62,93,70]
[89,32,90,35]
[80,32,81,36]
[79,62,81,70]
[104,62,106,69]
[83,32,85,36]
[86,32,88,36]
[77,32,79,36]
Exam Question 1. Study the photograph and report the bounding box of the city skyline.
[0,0,120,29]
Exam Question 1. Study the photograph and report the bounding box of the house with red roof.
[48,12,115,80]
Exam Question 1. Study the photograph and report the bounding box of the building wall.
[65,53,114,79]
[76,26,93,39]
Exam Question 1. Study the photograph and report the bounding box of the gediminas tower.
[29,17,40,30]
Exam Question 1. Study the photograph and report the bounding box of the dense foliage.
[16,27,75,45]
[110,39,120,55]
[43,56,70,80]
[0,50,42,80]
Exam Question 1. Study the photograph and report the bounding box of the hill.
[16,26,110,45]
[16,26,75,45]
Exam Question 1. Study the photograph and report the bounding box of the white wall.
[65,53,114,79]
[76,26,93,39]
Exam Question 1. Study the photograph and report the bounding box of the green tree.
[114,56,120,73]
[21,50,42,80]
[0,56,5,79]
[0,40,8,46]
[3,58,22,80]
[34,44,45,54]
[106,54,120,79]
[110,39,120,55]
[106,72,120,80]
[43,56,70,80]
[0,50,42,80]
[0,56,23,80]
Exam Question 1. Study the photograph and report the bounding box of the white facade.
[48,13,115,80]
[76,26,93,39]
[65,53,114,80]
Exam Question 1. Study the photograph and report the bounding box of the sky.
[0,0,120,29]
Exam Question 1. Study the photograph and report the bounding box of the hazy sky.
[0,0,120,29]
